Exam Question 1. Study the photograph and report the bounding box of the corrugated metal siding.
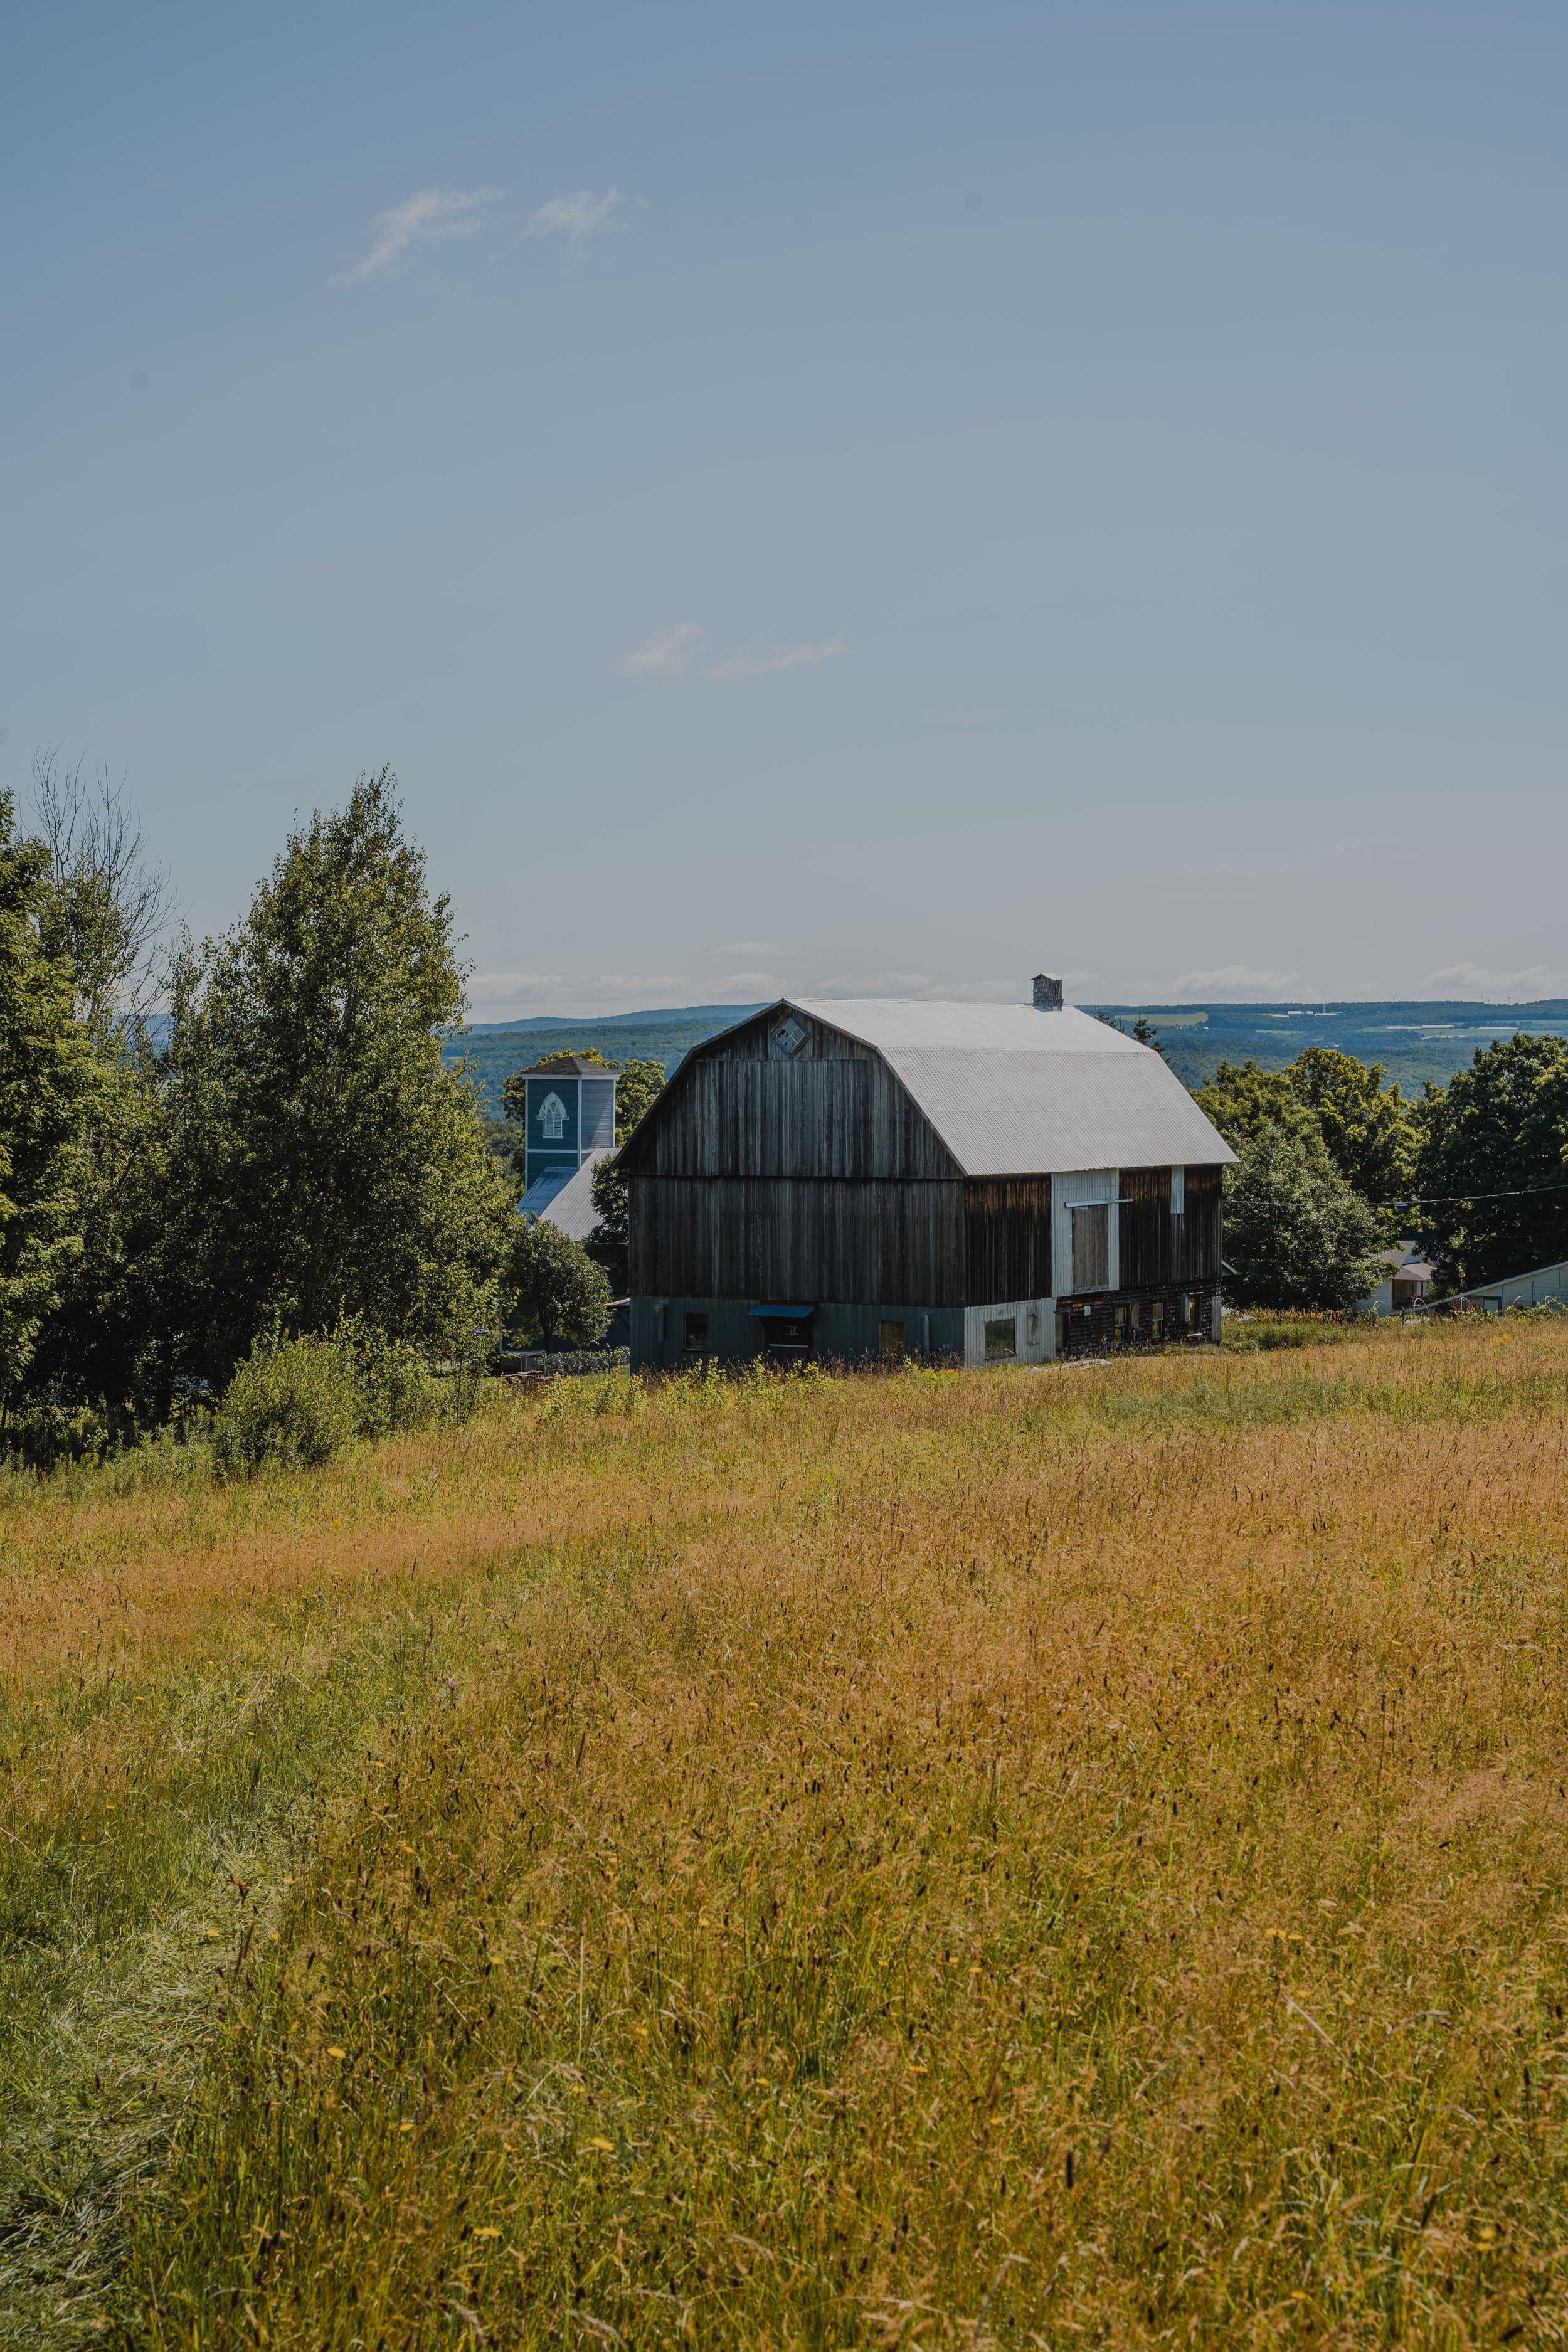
[629,1175,968,1306]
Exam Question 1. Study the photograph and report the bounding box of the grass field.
[6,1322,1568,2346]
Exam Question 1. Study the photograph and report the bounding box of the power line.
[1379,1180,1568,1208]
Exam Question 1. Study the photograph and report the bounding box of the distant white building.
[1438,1256,1568,1314]
[1365,1240,1434,1315]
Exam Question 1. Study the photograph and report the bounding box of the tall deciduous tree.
[1222,1122,1388,1311]
[1415,1035,1568,1290]
[157,770,512,1387]
[1196,1049,1416,1224]
[507,1217,612,1352]
[21,756,174,1411]
[0,793,102,1411]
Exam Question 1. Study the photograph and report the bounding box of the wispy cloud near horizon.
[620,622,706,678]
[620,622,846,681]
[705,635,845,680]
[1171,963,1303,999]
[524,188,634,240]
[1424,960,1568,997]
[344,184,505,280]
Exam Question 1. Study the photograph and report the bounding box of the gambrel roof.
[727,998,1234,1177]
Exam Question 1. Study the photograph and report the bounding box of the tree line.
[1190,1037,1568,1310]
[1,744,1557,1455]
[0,765,632,1454]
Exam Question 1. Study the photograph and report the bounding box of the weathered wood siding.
[622,1010,958,1184]
[1118,1163,1224,1290]
[629,1176,967,1305]
[963,1179,1054,1303]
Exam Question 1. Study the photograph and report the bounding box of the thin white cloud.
[1170,963,1302,999]
[704,635,847,681]
[524,188,632,240]
[466,970,773,1019]
[345,185,505,280]
[620,623,846,682]
[1424,961,1568,997]
[815,973,1025,1002]
[621,622,706,678]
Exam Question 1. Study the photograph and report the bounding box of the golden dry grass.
[6,1322,1568,2346]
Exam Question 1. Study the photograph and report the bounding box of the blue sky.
[4,2,1567,1012]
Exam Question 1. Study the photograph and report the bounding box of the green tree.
[30,749,173,1029]
[0,793,103,1412]
[1286,1046,1417,1204]
[1222,1121,1389,1311]
[1197,1049,1416,1229]
[157,770,512,1390]
[1195,1059,1317,1152]
[1414,1034,1568,1290]
[507,1216,613,1352]
[587,1153,630,1293]
[613,1057,665,1140]
[21,757,175,1412]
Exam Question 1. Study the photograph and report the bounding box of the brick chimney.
[1032,972,1064,1010]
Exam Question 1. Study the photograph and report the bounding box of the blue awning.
[749,1302,817,1318]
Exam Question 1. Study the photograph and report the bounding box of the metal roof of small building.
[519,1148,614,1241]
[519,1056,621,1077]
[783,998,1236,1176]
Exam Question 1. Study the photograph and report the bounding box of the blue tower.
[517,1057,619,1216]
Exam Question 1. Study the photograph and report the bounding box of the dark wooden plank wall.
[629,1176,968,1306]
[963,1179,1054,1301]
[622,1010,957,1184]
[1118,1164,1224,1290]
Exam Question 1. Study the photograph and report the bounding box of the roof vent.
[1032,972,1064,1011]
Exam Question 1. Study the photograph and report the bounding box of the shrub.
[338,1322,440,1437]
[212,1330,361,1475]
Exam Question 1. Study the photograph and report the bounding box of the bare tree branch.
[29,747,177,1026]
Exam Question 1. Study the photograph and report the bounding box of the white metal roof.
[521,1148,614,1242]
[784,999,1236,1176]
[790,999,1143,1054]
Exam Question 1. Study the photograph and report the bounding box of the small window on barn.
[683,1311,709,1352]
[773,1015,807,1058]
[1071,1202,1110,1292]
[1170,1166,1185,1216]
[878,1319,906,1363]
[985,1315,1017,1360]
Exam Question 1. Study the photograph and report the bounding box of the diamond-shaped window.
[774,1015,807,1059]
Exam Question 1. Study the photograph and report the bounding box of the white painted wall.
[963,1298,1055,1367]
[1052,1168,1119,1297]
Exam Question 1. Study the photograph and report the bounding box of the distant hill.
[1086,1000,1568,1095]
[445,996,1568,1114]
[448,1005,767,1112]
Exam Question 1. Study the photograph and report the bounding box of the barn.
[618,977,1236,1369]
